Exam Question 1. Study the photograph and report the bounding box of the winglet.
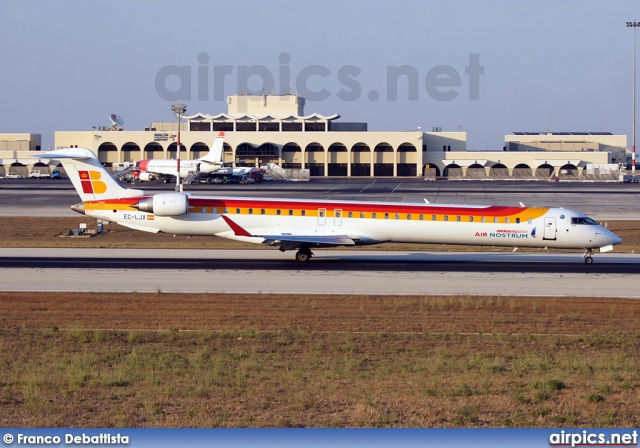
[221,215,253,237]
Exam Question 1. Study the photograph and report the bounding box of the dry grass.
[1,292,639,427]
[1,218,639,427]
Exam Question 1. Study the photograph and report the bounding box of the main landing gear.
[295,247,314,262]
[583,249,594,264]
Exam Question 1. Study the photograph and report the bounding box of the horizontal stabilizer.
[34,148,144,200]
[35,148,99,160]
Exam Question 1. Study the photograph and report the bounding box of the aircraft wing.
[260,234,356,250]
[221,215,356,250]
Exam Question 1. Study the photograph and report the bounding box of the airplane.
[40,147,622,264]
[134,131,226,181]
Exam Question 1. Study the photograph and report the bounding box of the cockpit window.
[571,217,598,225]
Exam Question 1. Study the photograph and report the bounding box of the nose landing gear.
[582,249,594,264]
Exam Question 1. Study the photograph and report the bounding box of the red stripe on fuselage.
[187,198,524,216]
[91,195,537,218]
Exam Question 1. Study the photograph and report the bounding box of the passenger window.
[289,210,293,216]
[261,209,265,215]
[456,216,461,222]
[505,217,509,223]
[277,209,281,216]
[444,215,448,221]
[224,207,228,214]
[372,212,377,219]
[301,210,306,216]
[432,215,436,221]
[516,218,520,224]
[395,213,400,220]
[481,216,486,223]
[419,214,424,221]
[469,216,474,222]
[336,211,341,218]
[348,211,353,218]
[236,208,240,214]
[249,208,253,215]
[494,217,499,223]
[407,214,412,220]
[385,213,389,219]
[319,211,324,217]
[360,212,365,218]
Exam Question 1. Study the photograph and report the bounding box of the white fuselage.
[82,195,622,251]
[137,159,221,180]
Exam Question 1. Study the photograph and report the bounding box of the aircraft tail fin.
[198,131,225,164]
[37,148,144,201]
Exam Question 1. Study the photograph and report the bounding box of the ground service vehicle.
[29,170,50,179]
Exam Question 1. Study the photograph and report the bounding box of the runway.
[2,179,639,296]
[3,249,639,297]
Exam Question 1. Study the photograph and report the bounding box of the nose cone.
[600,228,622,246]
[611,233,623,246]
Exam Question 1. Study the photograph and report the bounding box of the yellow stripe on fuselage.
[85,199,549,224]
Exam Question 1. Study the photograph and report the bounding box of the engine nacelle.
[138,171,156,182]
[135,193,189,216]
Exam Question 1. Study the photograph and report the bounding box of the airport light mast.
[628,21,638,177]
[172,103,187,192]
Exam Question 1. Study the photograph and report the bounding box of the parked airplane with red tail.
[134,132,225,181]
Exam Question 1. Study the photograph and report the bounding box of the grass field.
[1,218,639,427]
[1,293,640,427]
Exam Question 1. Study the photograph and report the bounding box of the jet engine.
[134,193,189,216]
[138,172,156,182]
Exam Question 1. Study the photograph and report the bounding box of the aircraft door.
[318,208,326,226]
[543,218,557,240]
[334,209,343,226]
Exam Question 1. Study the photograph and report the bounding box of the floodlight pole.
[628,21,638,177]
[172,104,187,192]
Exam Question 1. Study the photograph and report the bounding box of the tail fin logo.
[79,170,107,194]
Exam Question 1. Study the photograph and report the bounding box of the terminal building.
[53,94,460,178]
[0,94,629,180]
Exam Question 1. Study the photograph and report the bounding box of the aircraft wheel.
[295,249,312,262]
[584,256,593,264]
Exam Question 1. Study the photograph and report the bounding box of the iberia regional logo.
[79,170,107,194]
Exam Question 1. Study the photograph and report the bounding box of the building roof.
[513,131,613,135]
[185,112,340,122]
